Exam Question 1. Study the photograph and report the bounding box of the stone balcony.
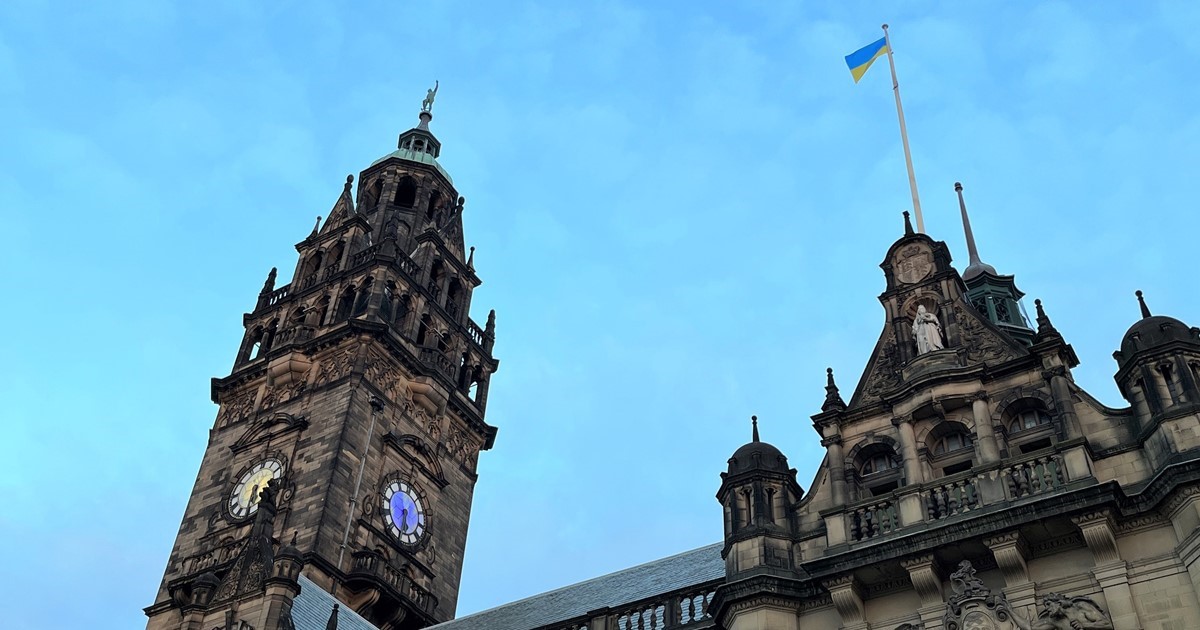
[824,439,1094,547]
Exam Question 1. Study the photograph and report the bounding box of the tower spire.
[956,182,997,281]
[823,368,846,412]
[751,415,760,442]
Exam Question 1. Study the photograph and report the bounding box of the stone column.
[823,575,869,630]
[894,416,924,484]
[1072,511,1143,630]
[894,416,927,526]
[901,554,945,630]
[1045,367,1083,440]
[970,392,1001,464]
[984,531,1036,621]
[822,434,847,506]
[1166,487,1200,606]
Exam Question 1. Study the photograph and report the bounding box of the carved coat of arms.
[894,245,933,284]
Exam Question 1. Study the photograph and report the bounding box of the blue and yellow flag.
[845,37,889,83]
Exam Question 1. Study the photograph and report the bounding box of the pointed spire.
[751,415,760,442]
[956,182,999,281]
[467,246,476,270]
[309,215,322,239]
[1033,298,1061,342]
[321,175,356,234]
[290,530,299,546]
[1136,290,1151,318]
[325,603,340,630]
[902,210,914,235]
[822,367,847,412]
[485,309,496,336]
[260,267,277,294]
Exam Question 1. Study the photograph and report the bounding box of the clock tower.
[144,101,499,630]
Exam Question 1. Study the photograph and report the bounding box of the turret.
[1113,291,1200,423]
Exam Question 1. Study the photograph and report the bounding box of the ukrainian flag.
[845,37,889,83]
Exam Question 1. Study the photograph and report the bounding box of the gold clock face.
[229,458,284,519]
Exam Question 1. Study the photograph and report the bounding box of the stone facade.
[144,109,499,630]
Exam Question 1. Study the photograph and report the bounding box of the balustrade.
[1002,453,1064,499]
[419,348,457,380]
[265,284,290,307]
[617,604,666,630]
[923,475,980,520]
[349,550,436,615]
[851,498,898,541]
[467,320,486,346]
[350,245,380,268]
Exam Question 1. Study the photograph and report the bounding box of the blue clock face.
[382,480,426,544]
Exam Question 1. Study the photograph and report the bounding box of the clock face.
[382,480,426,545]
[229,458,284,519]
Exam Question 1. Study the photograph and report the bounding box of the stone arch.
[994,388,1057,420]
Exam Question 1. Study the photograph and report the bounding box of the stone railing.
[528,585,717,630]
[467,319,486,346]
[827,442,1090,547]
[923,472,981,521]
[180,538,245,575]
[392,252,419,278]
[1001,451,1065,499]
[849,498,900,542]
[419,347,457,381]
[349,549,437,615]
[350,244,380,268]
[257,284,291,310]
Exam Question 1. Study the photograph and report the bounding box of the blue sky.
[2,2,1199,628]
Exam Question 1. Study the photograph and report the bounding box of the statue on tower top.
[422,80,439,113]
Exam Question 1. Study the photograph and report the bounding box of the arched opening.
[261,319,279,355]
[437,332,450,353]
[336,286,357,321]
[854,442,901,496]
[926,420,975,475]
[394,177,417,208]
[301,251,323,283]
[353,277,373,316]
[327,241,345,273]
[363,178,383,213]
[288,307,305,328]
[427,260,444,297]
[381,282,395,321]
[416,313,431,346]
[445,280,462,317]
[1002,398,1055,453]
[395,294,411,328]
[315,295,331,326]
[426,190,442,222]
[245,327,265,362]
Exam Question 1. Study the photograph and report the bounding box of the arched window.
[301,251,323,283]
[1009,409,1051,434]
[394,177,417,208]
[861,452,897,475]
[363,178,383,213]
[288,307,305,328]
[245,327,265,362]
[428,260,444,297]
[395,294,411,327]
[261,319,279,354]
[932,431,971,455]
[437,332,450,353]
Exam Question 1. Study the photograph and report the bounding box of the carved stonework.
[314,349,355,387]
[894,244,934,284]
[260,376,306,411]
[218,389,257,429]
[953,304,1018,364]
[942,560,1021,630]
[863,328,903,402]
[1028,594,1113,630]
[364,349,413,406]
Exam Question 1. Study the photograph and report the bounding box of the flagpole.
[882,23,924,234]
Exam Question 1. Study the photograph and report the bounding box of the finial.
[310,215,322,238]
[467,246,476,270]
[1033,298,1061,341]
[326,603,340,630]
[1136,290,1151,319]
[485,309,496,335]
[751,415,760,442]
[902,211,914,235]
[344,174,353,191]
[290,530,299,545]
[822,367,846,412]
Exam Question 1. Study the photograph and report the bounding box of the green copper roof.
[370,147,454,184]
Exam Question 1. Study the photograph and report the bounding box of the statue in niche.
[912,304,945,354]
[1024,593,1113,630]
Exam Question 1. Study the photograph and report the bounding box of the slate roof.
[292,574,380,630]
[429,543,725,630]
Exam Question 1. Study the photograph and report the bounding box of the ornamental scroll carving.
[941,560,1113,630]
[953,304,1018,364]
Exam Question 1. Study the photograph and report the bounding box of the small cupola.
[954,182,1035,345]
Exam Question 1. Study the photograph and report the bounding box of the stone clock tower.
[144,101,499,630]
